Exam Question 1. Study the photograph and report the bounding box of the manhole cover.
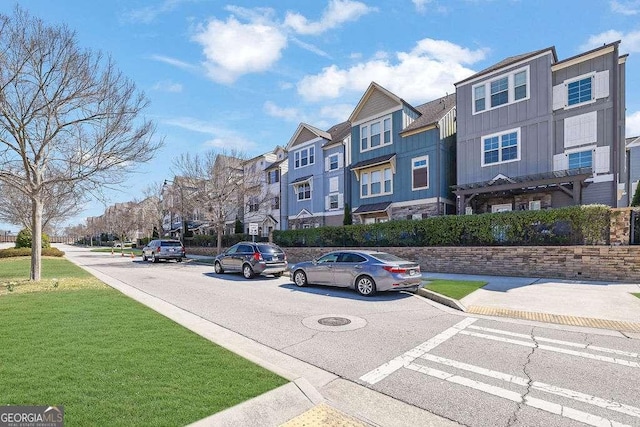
[318,316,352,326]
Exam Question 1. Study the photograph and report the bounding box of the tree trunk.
[216,223,224,254]
[30,197,43,281]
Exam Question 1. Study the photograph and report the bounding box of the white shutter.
[553,153,568,171]
[594,70,609,99]
[595,146,610,174]
[329,177,339,193]
[338,193,344,209]
[338,155,343,169]
[564,112,597,148]
[325,195,330,210]
[325,157,329,172]
[552,84,565,111]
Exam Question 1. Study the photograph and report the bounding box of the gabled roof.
[325,120,351,145]
[401,93,456,135]
[627,136,640,149]
[286,123,332,150]
[455,46,557,86]
[264,158,286,171]
[348,82,419,123]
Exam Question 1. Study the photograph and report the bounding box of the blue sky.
[1,0,639,233]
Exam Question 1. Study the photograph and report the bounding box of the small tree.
[152,226,160,238]
[235,217,243,234]
[343,202,353,225]
[631,181,640,207]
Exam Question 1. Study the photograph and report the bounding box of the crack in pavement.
[507,327,538,427]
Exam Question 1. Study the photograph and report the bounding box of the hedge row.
[0,247,66,258]
[273,205,611,247]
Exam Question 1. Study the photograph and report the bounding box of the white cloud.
[319,104,355,123]
[192,16,287,84]
[163,117,257,152]
[628,111,640,137]
[263,101,302,122]
[152,80,183,93]
[123,0,198,24]
[290,37,332,58]
[580,29,640,53]
[284,0,376,35]
[150,54,198,71]
[297,38,487,103]
[611,0,640,15]
[412,0,448,14]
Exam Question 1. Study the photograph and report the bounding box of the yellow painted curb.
[467,306,640,333]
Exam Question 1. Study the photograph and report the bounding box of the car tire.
[142,253,147,262]
[355,275,376,296]
[177,258,182,262]
[242,264,255,279]
[293,270,307,287]
[151,253,158,263]
[214,261,224,274]
[272,272,283,278]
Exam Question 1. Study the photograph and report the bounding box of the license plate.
[409,269,416,276]
[273,256,278,261]
[169,248,174,252]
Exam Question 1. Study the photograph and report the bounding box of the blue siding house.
[347,82,456,223]
[285,121,350,229]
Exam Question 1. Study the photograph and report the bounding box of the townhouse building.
[453,42,628,214]
[286,121,351,229]
[627,136,640,200]
[242,146,288,237]
[347,82,457,223]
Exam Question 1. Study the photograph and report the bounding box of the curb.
[416,288,466,311]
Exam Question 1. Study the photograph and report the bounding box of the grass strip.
[423,278,487,300]
[632,293,640,299]
[0,258,287,426]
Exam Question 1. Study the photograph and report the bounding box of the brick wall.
[279,245,640,282]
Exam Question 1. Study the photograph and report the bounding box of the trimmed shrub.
[273,204,611,247]
[15,229,51,249]
[0,247,65,258]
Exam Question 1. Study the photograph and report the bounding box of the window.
[296,182,311,200]
[568,150,592,169]
[490,77,509,107]
[329,154,339,171]
[360,166,393,197]
[514,71,527,100]
[482,129,520,166]
[272,196,280,209]
[294,146,315,169]
[474,86,486,112]
[248,197,259,212]
[360,115,392,151]
[329,194,339,209]
[412,156,429,190]
[267,169,279,184]
[567,77,592,106]
[472,66,529,114]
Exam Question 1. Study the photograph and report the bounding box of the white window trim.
[326,153,342,171]
[481,127,521,167]
[294,146,315,169]
[360,115,393,153]
[295,182,312,201]
[472,65,530,115]
[359,165,393,198]
[411,155,429,191]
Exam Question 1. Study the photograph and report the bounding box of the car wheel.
[293,270,307,287]
[242,264,254,279]
[272,272,283,278]
[214,261,224,274]
[142,253,147,262]
[151,253,158,263]
[177,257,182,262]
[355,275,376,296]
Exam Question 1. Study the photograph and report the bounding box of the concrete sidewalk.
[422,272,640,334]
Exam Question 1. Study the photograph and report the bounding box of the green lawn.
[423,278,487,300]
[632,293,640,299]
[0,258,287,426]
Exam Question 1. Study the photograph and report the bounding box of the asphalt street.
[46,245,640,427]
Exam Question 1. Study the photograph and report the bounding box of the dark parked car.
[289,250,422,296]
[214,242,288,279]
[142,239,185,263]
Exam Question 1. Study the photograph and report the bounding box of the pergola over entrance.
[452,167,593,214]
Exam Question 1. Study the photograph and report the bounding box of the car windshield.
[161,241,182,247]
[257,244,282,254]
[370,252,406,262]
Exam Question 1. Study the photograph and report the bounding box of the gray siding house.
[453,42,628,213]
[627,136,640,201]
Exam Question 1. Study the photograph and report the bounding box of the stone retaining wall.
[189,245,640,282]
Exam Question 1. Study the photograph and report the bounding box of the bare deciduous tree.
[173,149,265,253]
[0,7,163,280]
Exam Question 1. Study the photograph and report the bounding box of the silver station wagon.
[142,239,185,263]
[214,242,288,279]
[289,250,422,296]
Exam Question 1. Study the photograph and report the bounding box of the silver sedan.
[289,250,423,296]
